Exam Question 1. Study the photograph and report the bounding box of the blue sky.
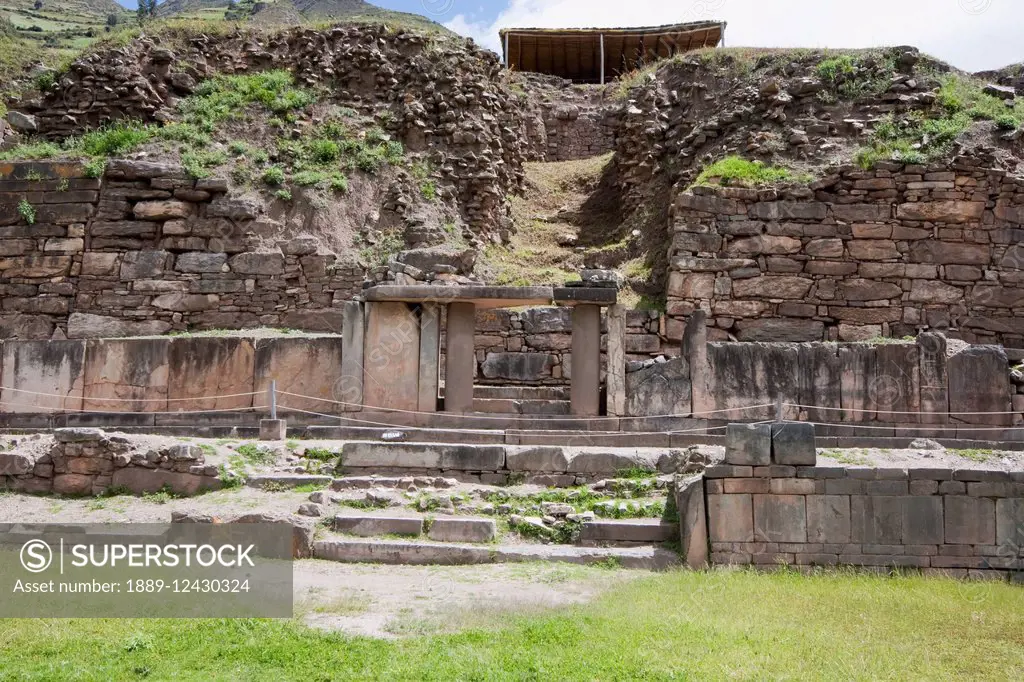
[114,1,1024,71]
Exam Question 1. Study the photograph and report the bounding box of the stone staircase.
[314,512,680,569]
[469,385,572,416]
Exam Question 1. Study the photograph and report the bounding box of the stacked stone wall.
[471,307,668,386]
[0,161,362,338]
[0,427,221,496]
[705,463,1024,578]
[668,161,1024,345]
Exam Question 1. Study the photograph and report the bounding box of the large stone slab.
[167,337,255,411]
[66,313,172,339]
[362,302,419,412]
[707,494,754,542]
[83,339,169,412]
[427,518,497,543]
[417,304,440,412]
[706,343,800,421]
[771,422,816,466]
[806,495,851,544]
[675,475,708,568]
[505,446,570,472]
[341,442,505,471]
[946,346,1011,426]
[338,300,364,412]
[753,494,807,543]
[996,498,1024,551]
[944,496,995,545]
[797,344,842,422]
[625,357,691,418]
[725,423,771,466]
[110,468,220,496]
[851,495,903,544]
[1,340,85,412]
[254,337,344,414]
[481,353,556,381]
[903,496,944,545]
[333,515,423,537]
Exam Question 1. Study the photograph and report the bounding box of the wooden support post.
[599,33,605,85]
[504,32,510,68]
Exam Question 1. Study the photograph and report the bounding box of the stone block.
[806,495,851,544]
[428,518,497,543]
[67,314,171,339]
[481,353,556,381]
[521,307,572,334]
[362,302,419,411]
[1,340,85,413]
[83,339,169,412]
[176,252,227,273]
[771,422,816,465]
[625,357,691,418]
[734,319,824,342]
[0,452,33,475]
[851,496,903,544]
[579,519,676,544]
[167,337,255,411]
[333,515,423,537]
[707,494,754,542]
[52,473,93,496]
[944,496,995,545]
[725,423,772,466]
[120,250,171,280]
[506,447,569,472]
[902,496,944,545]
[228,252,285,276]
[753,494,807,543]
[947,347,1011,425]
[254,337,345,413]
[770,478,816,495]
[995,499,1024,551]
[110,468,219,496]
[259,419,287,441]
[676,475,708,569]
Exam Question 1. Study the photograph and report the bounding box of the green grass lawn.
[0,568,1022,680]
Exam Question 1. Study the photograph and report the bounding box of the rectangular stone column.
[606,304,626,417]
[339,300,364,412]
[570,304,601,416]
[418,304,440,413]
[445,302,476,413]
[362,302,420,411]
[684,310,709,416]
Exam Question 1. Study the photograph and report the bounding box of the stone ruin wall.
[517,77,618,162]
[470,306,668,386]
[1,428,221,496]
[667,159,1024,346]
[8,25,531,239]
[702,460,1024,576]
[0,160,363,339]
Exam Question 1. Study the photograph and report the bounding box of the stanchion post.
[260,378,286,441]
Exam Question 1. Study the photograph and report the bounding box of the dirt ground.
[293,560,642,638]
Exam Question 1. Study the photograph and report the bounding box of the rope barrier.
[0,386,262,403]
[276,404,736,437]
[785,402,1023,417]
[804,421,1024,433]
[0,399,265,416]
[276,390,778,421]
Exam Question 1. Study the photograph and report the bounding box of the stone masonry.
[0,427,221,496]
[668,159,1024,345]
[0,160,362,338]
[705,462,1024,578]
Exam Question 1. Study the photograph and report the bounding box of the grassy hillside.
[155,0,450,34]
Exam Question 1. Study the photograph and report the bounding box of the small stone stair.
[333,513,497,543]
[314,537,679,570]
[470,385,571,416]
[578,519,678,547]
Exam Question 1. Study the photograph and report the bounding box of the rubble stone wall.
[7,25,529,239]
[471,307,668,385]
[704,463,1024,577]
[668,162,1024,346]
[0,428,221,496]
[0,161,362,339]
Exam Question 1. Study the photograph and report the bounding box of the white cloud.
[446,0,1023,72]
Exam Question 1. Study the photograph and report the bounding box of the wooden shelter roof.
[499,20,726,83]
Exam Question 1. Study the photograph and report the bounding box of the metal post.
[269,380,277,420]
[599,33,605,85]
